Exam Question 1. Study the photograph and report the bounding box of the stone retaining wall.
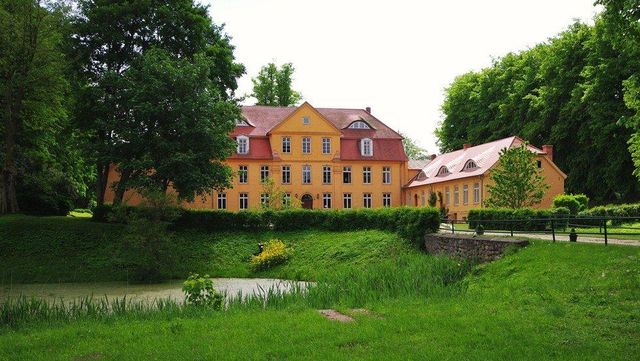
[424,234,528,262]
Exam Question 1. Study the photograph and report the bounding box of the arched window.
[463,159,478,171]
[360,138,373,156]
[436,166,450,176]
[349,121,371,129]
[235,119,250,126]
[236,135,249,154]
[416,171,427,181]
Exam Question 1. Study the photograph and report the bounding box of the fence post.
[551,219,556,242]
[510,221,514,237]
[603,217,608,246]
[451,220,455,234]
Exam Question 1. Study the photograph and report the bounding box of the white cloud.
[205,0,600,152]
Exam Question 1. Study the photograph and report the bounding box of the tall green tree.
[117,49,237,200]
[71,0,244,205]
[0,0,71,213]
[485,145,548,209]
[251,62,302,106]
[436,18,640,204]
[400,132,429,160]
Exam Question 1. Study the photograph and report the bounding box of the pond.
[0,278,310,304]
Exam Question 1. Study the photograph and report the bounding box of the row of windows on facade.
[237,165,392,185]
[236,136,373,157]
[215,192,392,210]
[413,183,482,207]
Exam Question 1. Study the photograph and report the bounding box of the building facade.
[404,137,566,220]
[105,102,410,210]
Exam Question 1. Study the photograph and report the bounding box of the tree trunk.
[1,78,21,214]
[95,161,110,207]
[112,168,132,206]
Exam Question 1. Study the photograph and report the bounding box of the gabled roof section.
[237,104,402,139]
[405,136,560,187]
[268,102,341,135]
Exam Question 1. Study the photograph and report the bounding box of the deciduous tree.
[486,145,548,209]
[251,62,302,106]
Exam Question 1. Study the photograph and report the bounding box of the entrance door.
[301,194,313,209]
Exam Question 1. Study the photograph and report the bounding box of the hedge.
[552,194,589,215]
[93,205,440,243]
[468,207,570,231]
[576,203,640,226]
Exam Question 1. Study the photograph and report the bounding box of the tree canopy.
[486,145,548,209]
[251,63,302,106]
[436,10,640,204]
[400,132,430,160]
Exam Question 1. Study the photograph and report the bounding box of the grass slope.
[0,215,414,283]
[1,215,638,360]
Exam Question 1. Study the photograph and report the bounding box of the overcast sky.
[205,0,601,153]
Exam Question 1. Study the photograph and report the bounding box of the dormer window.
[436,166,450,176]
[236,119,250,126]
[463,160,478,171]
[236,135,249,154]
[416,171,427,181]
[361,138,373,156]
[349,121,371,129]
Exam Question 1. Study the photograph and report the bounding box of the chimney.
[542,145,553,161]
[463,143,472,150]
[430,154,437,160]
[365,106,371,114]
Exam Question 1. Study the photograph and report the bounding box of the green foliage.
[250,240,291,271]
[486,145,548,208]
[182,273,223,309]
[111,191,181,282]
[400,132,429,160]
[436,17,640,204]
[15,168,75,216]
[251,62,302,106]
[428,192,437,207]
[553,194,589,214]
[578,202,640,225]
[71,0,245,205]
[259,177,300,210]
[468,207,570,231]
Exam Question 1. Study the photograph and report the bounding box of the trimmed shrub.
[553,194,589,214]
[577,203,640,225]
[94,206,441,242]
[468,207,570,231]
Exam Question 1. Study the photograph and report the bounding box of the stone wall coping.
[427,233,529,245]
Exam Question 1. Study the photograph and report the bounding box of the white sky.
[206,0,601,153]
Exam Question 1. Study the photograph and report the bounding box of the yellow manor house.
[104,102,566,217]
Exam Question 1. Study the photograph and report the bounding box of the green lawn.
[1,215,639,360]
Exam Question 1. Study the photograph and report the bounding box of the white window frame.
[363,193,372,208]
[322,165,332,184]
[281,165,290,184]
[303,116,310,125]
[260,165,269,182]
[302,165,311,184]
[363,166,371,184]
[322,138,331,154]
[239,165,248,184]
[236,136,249,154]
[360,138,373,156]
[349,121,371,129]
[445,187,450,205]
[421,191,426,206]
[463,184,469,205]
[323,193,332,209]
[302,137,311,154]
[343,193,352,209]
[282,136,291,153]
[382,166,391,184]
[473,183,480,204]
[261,193,269,207]
[383,193,391,207]
[217,193,226,209]
[343,166,352,184]
[437,166,450,176]
[464,160,478,171]
[283,192,291,206]
[454,186,459,206]
[239,193,248,210]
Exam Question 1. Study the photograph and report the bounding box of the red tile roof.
[231,104,406,161]
[405,136,547,187]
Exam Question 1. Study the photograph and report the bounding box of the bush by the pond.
[94,206,441,242]
[182,274,223,309]
[468,207,570,231]
[251,240,290,271]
